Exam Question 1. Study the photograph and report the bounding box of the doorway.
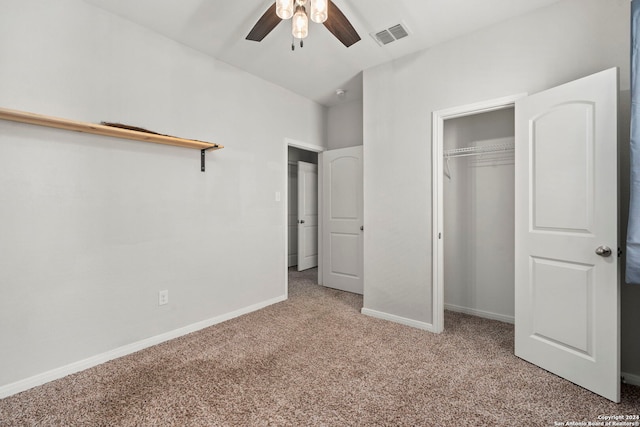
[283,139,364,300]
[287,145,319,272]
[432,94,524,334]
[442,107,515,326]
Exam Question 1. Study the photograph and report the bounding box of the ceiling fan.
[246,0,361,48]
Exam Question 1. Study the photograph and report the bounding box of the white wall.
[0,0,326,390]
[362,0,640,377]
[443,109,515,323]
[327,99,363,150]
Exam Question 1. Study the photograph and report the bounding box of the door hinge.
[618,247,623,258]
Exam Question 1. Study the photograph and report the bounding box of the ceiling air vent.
[370,22,410,46]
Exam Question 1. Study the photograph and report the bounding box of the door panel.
[322,146,363,294]
[515,68,619,402]
[530,257,593,356]
[330,233,360,277]
[532,102,594,232]
[297,161,318,271]
[330,156,360,218]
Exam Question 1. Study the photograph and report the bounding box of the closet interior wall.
[443,108,515,324]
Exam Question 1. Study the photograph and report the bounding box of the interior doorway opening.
[432,94,525,334]
[288,145,319,272]
[442,108,515,328]
[283,140,364,298]
[284,138,325,298]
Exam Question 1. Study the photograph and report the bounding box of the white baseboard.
[361,308,436,332]
[444,303,514,324]
[622,371,640,387]
[0,294,287,399]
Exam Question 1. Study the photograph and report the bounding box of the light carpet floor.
[1,268,639,426]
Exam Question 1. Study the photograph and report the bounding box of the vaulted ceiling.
[84,0,563,107]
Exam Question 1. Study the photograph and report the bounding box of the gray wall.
[362,0,640,378]
[0,0,326,389]
[443,108,515,323]
[327,99,363,150]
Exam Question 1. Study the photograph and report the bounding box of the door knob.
[300,220,305,224]
[595,246,612,257]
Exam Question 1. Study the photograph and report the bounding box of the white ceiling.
[84,0,562,107]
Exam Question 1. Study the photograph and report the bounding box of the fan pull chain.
[291,37,304,51]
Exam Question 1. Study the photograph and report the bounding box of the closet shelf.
[0,107,223,171]
[444,141,514,158]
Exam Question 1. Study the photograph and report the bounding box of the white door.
[297,161,318,271]
[288,163,298,267]
[515,68,619,402]
[322,146,364,294]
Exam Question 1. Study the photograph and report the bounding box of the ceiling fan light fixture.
[246,0,360,48]
[310,0,328,23]
[276,0,294,20]
[292,6,309,39]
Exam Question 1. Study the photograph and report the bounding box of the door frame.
[431,93,526,333]
[284,138,325,297]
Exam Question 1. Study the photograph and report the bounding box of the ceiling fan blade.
[246,3,281,42]
[324,1,361,47]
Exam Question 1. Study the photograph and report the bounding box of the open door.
[297,161,318,271]
[515,68,619,402]
[321,146,364,294]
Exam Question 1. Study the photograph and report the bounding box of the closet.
[443,107,515,325]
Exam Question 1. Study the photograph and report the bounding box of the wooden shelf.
[0,107,223,170]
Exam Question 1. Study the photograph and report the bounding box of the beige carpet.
[1,268,639,426]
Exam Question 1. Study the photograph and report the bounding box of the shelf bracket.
[201,146,220,172]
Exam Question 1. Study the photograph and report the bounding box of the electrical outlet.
[158,290,169,306]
